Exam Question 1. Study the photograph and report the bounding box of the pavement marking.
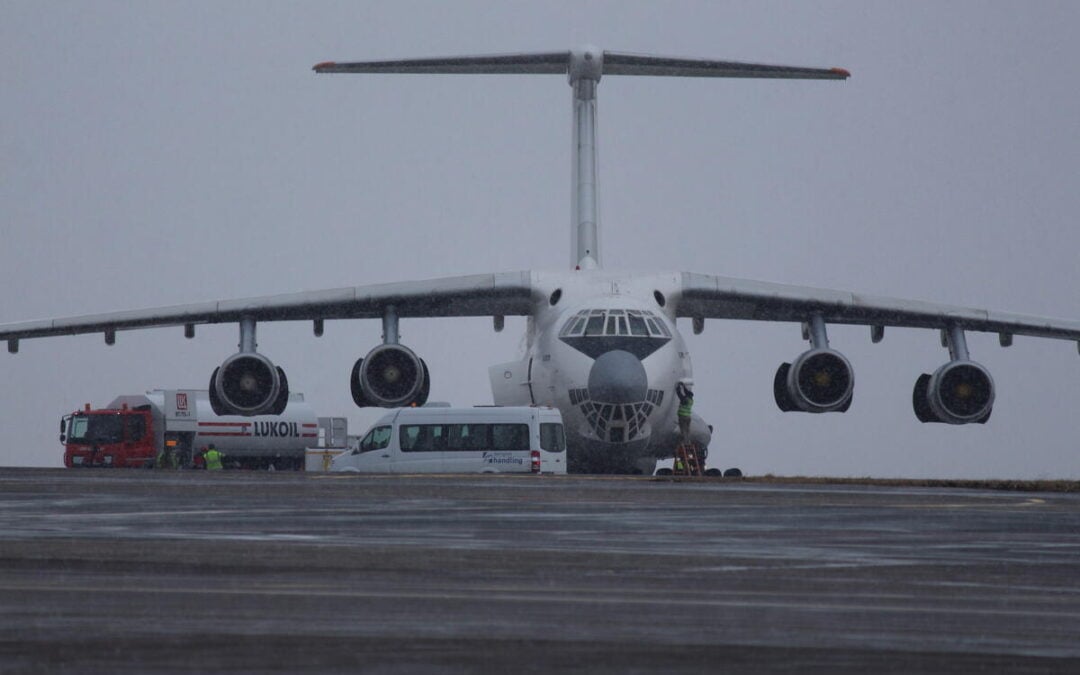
[900,497,1050,510]
[4,583,1080,621]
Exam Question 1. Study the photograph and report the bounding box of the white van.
[331,406,567,474]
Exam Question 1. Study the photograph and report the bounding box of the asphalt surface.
[1,469,1078,674]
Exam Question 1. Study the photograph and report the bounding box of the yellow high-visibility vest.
[205,449,224,471]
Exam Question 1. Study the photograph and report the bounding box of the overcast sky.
[2,1,1079,478]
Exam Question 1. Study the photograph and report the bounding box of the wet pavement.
[0,468,1078,673]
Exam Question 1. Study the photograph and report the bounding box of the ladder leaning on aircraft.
[5,46,1080,473]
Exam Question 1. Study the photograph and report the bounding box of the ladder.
[673,443,704,477]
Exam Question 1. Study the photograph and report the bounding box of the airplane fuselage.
[489,270,711,473]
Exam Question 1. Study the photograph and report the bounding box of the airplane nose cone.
[588,350,648,403]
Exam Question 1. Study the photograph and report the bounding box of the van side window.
[540,423,566,453]
[400,425,420,451]
[398,421,547,452]
[448,424,489,451]
[400,424,447,452]
[491,424,530,451]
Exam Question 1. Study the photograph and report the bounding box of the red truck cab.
[63,404,155,468]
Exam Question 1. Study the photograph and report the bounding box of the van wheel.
[655,468,673,477]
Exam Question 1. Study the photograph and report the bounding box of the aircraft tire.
[723,468,743,478]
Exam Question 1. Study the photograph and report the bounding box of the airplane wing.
[677,272,1080,348]
[0,272,535,349]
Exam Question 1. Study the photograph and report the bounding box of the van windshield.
[540,423,566,453]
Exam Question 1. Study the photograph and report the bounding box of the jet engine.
[209,352,289,416]
[774,348,854,413]
[912,360,994,424]
[350,343,430,408]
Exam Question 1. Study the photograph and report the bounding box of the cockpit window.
[585,316,605,336]
[561,308,670,338]
[645,318,670,337]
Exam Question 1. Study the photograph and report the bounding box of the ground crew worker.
[204,444,225,471]
[676,379,694,446]
[156,443,176,470]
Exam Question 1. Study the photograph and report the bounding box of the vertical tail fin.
[314,48,849,270]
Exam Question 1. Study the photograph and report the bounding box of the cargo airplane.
[5,47,1080,473]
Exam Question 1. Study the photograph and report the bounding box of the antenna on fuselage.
[313,47,849,271]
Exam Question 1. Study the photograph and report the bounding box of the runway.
[1,469,1078,673]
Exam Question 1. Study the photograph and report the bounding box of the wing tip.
[830,67,851,79]
[313,61,336,72]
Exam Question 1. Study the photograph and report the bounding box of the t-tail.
[314,47,849,271]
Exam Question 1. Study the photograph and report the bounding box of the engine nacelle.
[350,344,430,408]
[774,348,854,413]
[209,352,289,417]
[913,360,994,424]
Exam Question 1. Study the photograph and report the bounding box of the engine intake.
[913,360,994,424]
[209,352,289,416]
[774,348,854,413]
[350,344,430,408]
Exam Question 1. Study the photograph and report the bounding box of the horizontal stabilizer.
[313,52,569,75]
[602,51,849,80]
[313,48,850,80]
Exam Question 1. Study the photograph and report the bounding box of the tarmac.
[0,468,1078,673]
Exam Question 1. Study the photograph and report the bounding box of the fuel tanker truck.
[60,389,345,470]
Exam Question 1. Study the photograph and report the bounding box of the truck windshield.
[68,415,124,444]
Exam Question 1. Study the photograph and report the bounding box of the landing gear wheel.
[704,468,722,477]
[723,468,743,478]
[655,468,674,477]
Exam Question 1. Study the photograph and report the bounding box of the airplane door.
[489,359,534,406]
